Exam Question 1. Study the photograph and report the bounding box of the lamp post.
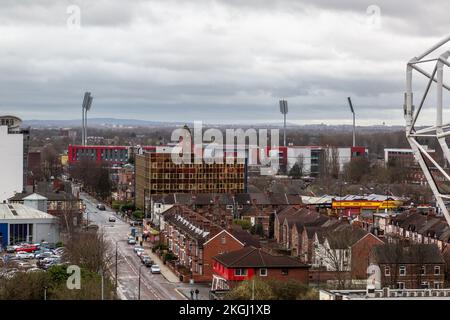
[115,240,119,291]
[44,286,47,300]
[138,265,144,300]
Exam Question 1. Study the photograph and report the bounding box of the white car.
[128,238,136,245]
[136,249,145,257]
[16,252,34,259]
[150,264,161,274]
[133,246,144,253]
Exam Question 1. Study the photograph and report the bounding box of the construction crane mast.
[404,36,450,226]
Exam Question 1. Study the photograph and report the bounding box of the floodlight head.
[82,92,90,109]
[279,100,288,115]
[86,95,93,111]
[347,97,354,114]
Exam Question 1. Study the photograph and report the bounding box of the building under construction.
[135,152,247,209]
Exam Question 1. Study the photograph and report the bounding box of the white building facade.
[0,125,23,202]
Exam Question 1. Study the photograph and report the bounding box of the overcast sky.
[1,0,450,125]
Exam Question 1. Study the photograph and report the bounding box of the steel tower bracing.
[405,36,450,226]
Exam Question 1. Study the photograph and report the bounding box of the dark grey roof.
[371,244,444,264]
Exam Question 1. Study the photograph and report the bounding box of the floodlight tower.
[404,35,450,226]
[347,97,356,147]
[81,92,93,146]
[279,100,288,147]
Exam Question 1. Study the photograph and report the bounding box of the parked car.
[136,250,145,257]
[26,267,43,273]
[127,238,136,245]
[35,252,54,260]
[17,261,32,268]
[53,247,65,255]
[5,246,16,253]
[144,259,154,267]
[16,251,34,259]
[97,204,106,211]
[15,244,39,253]
[140,254,150,262]
[108,216,116,222]
[150,264,161,274]
[133,246,144,253]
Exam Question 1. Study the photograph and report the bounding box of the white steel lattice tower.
[405,36,450,225]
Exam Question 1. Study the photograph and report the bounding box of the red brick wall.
[202,231,244,282]
[351,234,384,279]
[255,267,309,284]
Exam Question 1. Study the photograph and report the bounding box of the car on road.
[144,259,154,267]
[108,216,116,222]
[140,254,150,262]
[136,250,145,257]
[127,237,136,245]
[96,204,106,211]
[150,264,161,274]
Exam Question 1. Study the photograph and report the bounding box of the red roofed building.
[211,246,309,291]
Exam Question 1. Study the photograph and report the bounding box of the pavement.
[141,242,180,283]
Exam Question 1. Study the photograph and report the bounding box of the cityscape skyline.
[2,1,450,125]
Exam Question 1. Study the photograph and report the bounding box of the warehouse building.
[0,203,59,248]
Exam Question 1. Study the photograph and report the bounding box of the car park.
[150,264,161,274]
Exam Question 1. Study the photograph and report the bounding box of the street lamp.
[138,265,144,300]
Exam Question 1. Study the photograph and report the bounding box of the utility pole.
[251,279,255,300]
[100,268,104,300]
[115,241,119,291]
[138,265,144,300]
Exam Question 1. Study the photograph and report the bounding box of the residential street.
[80,193,194,300]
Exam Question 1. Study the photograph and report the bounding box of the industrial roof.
[0,204,56,220]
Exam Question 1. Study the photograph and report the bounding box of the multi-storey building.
[135,152,247,209]
[0,115,29,201]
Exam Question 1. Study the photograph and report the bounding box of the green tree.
[225,279,275,300]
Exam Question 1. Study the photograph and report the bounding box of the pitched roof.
[371,244,444,264]
[213,246,308,268]
[0,204,57,220]
[230,226,261,248]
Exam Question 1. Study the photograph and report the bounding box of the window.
[399,265,406,276]
[434,266,441,275]
[385,266,391,276]
[434,282,443,289]
[421,281,429,289]
[221,236,226,245]
[281,269,289,275]
[260,268,267,277]
[396,282,405,290]
[234,269,247,276]
[421,266,426,275]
